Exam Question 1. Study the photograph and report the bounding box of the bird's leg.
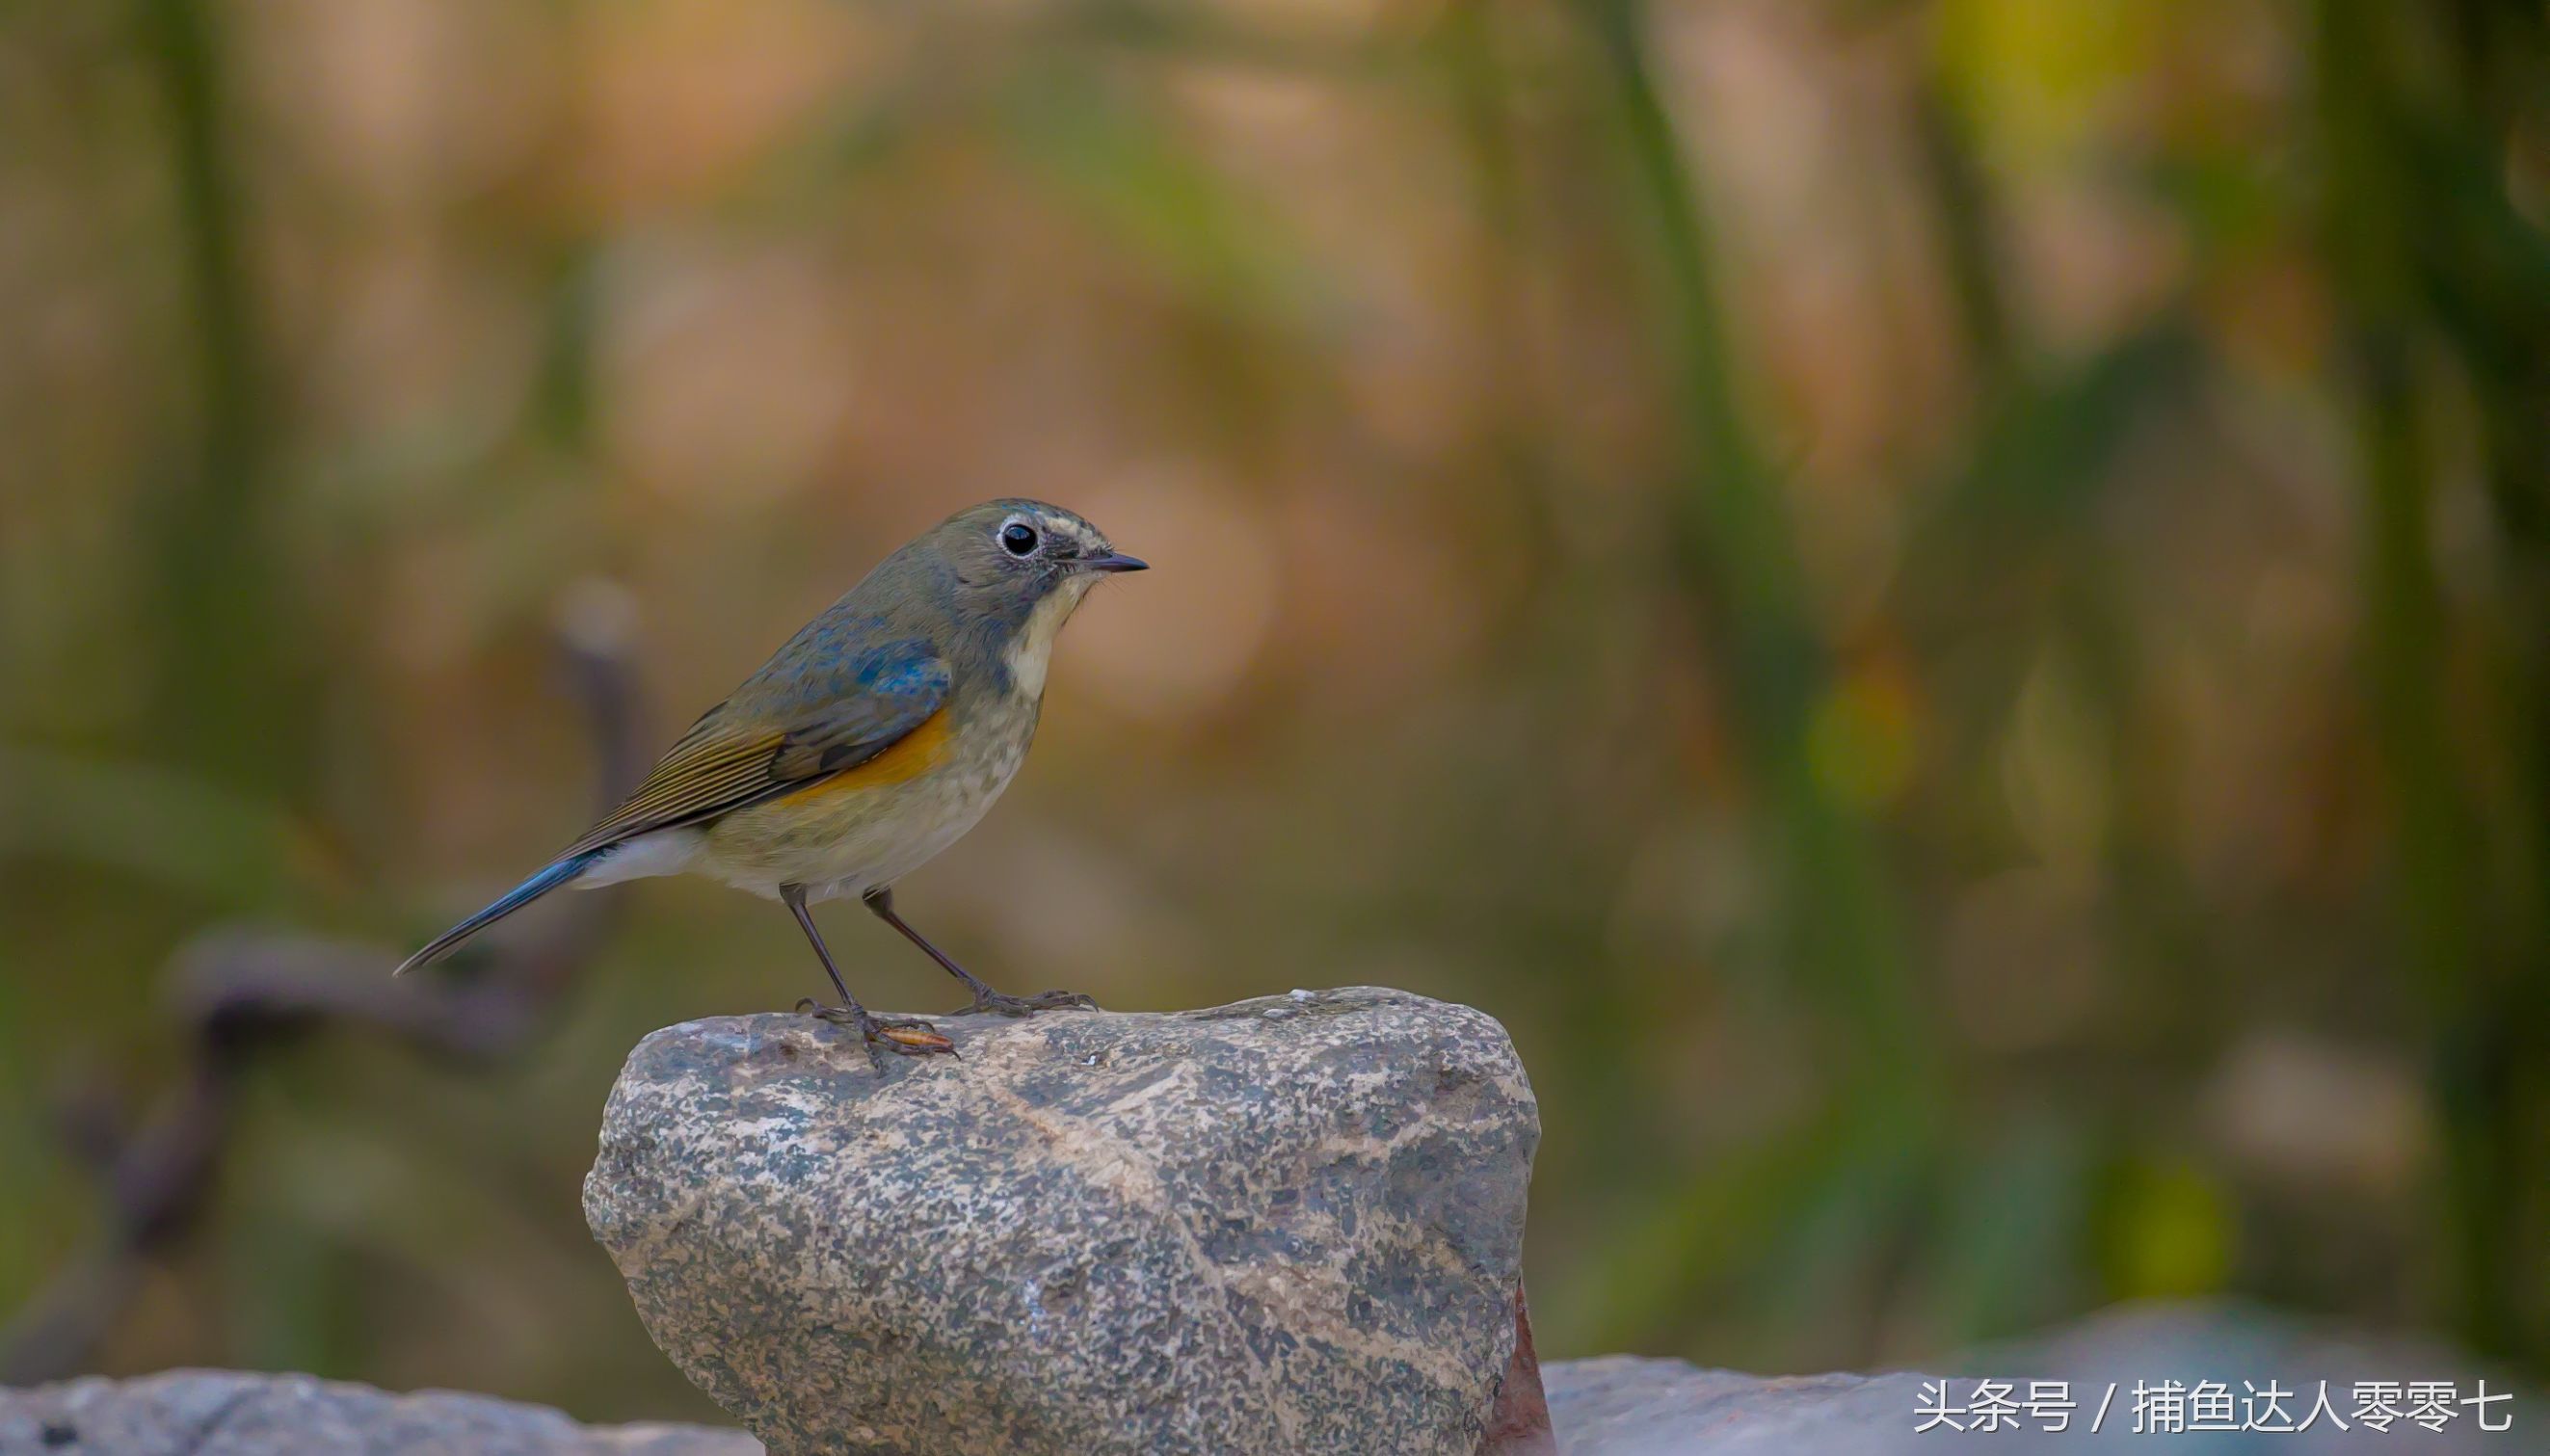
[861,887,1098,1017]
[782,884,953,1063]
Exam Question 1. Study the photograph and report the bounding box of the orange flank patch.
[782,709,953,802]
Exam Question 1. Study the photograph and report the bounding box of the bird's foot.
[796,998,957,1064]
[946,988,1100,1018]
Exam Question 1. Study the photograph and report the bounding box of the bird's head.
[937,499,1145,590]
[910,499,1145,679]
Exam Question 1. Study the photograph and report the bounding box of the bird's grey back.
[719,521,1035,727]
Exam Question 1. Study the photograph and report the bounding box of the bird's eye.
[1000,521,1040,557]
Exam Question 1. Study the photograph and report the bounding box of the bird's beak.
[1080,552,1149,574]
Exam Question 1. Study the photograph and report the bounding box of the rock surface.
[1981,1301,2527,1451]
[583,987,1538,1456]
[1542,1359,1934,1455]
[1533,1301,2534,1452]
[16,1304,2510,1453]
[0,1369,753,1455]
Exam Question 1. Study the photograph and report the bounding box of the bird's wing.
[562,639,951,858]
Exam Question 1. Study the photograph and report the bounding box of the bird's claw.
[796,998,958,1062]
[948,989,1100,1018]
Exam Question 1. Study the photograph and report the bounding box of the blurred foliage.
[4,0,2549,1419]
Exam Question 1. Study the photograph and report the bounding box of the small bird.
[396,499,1147,1059]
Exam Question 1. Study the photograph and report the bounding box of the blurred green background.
[5,0,2549,1425]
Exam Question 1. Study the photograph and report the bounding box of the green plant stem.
[1580,0,1930,1108]
[138,0,294,796]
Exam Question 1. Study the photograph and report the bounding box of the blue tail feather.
[393,850,598,977]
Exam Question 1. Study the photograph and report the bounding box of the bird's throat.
[1003,576,1091,701]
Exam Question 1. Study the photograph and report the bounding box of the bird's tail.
[393,850,600,977]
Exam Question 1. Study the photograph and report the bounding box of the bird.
[395,499,1147,1060]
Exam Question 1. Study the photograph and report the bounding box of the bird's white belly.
[785,773,1001,900]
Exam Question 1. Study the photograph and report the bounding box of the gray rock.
[1534,1301,2537,1452]
[0,1369,756,1455]
[583,987,1538,1456]
[1978,1301,2529,1451]
[1543,1358,1935,1456]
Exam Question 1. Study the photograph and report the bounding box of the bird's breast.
[692,686,1041,898]
[786,707,955,800]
